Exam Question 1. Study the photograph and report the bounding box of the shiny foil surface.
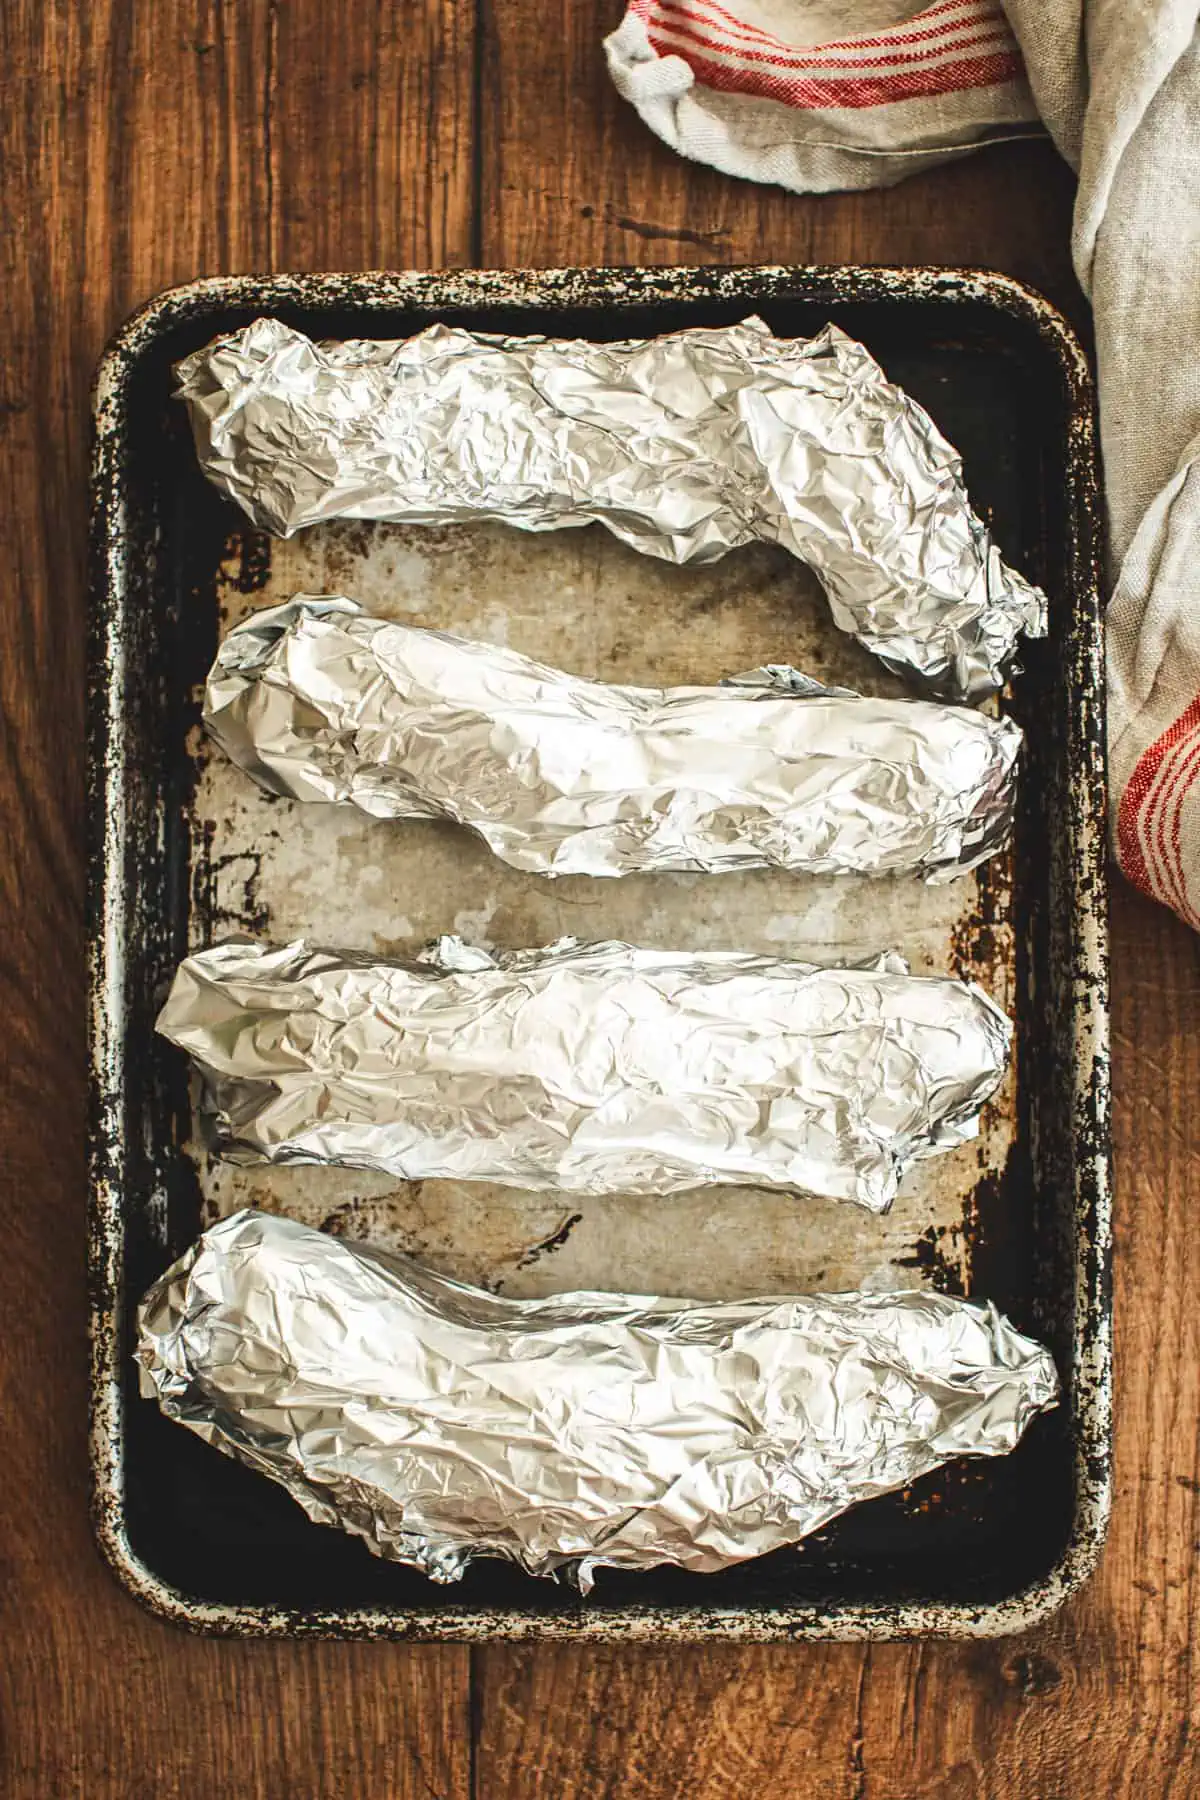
[136,1209,1059,1588]
[174,314,1047,700]
[156,936,1012,1212]
[206,596,1024,881]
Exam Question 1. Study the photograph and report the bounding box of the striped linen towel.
[605,1,1041,193]
[607,0,1200,931]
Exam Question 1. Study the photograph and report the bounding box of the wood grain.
[473,4,1200,1797]
[2,0,1198,1793]
[0,4,473,1797]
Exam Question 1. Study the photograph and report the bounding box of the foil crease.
[174,314,1047,701]
[135,1209,1059,1588]
[205,596,1023,881]
[156,936,1012,1212]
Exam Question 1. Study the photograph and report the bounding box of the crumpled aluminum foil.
[135,1208,1059,1588]
[156,936,1011,1212]
[174,314,1047,701]
[205,596,1023,881]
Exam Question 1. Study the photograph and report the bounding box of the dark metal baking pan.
[89,266,1110,1640]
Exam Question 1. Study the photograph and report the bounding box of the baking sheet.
[88,265,1110,1640]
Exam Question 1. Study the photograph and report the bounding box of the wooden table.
[4,4,1198,1794]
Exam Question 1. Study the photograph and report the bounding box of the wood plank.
[272,0,476,270]
[0,3,474,1796]
[475,4,1200,1795]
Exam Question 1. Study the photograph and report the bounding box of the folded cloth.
[607,0,1200,929]
[604,2,1041,195]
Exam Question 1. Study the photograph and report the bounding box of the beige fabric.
[604,2,1040,196]
[1005,0,1200,921]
